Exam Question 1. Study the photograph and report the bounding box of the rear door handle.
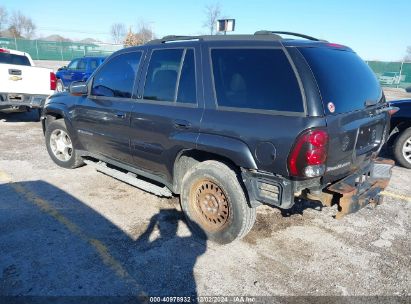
[115,112,126,119]
[173,119,191,129]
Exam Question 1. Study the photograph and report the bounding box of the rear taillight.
[0,48,10,53]
[288,129,329,178]
[50,72,57,90]
[388,107,399,116]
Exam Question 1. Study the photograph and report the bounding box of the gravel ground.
[383,87,411,101]
[0,110,410,299]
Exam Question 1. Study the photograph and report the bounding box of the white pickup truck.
[0,48,56,118]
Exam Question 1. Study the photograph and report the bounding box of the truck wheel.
[56,80,64,92]
[34,109,42,122]
[180,160,256,244]
[393,127,411,169]
[45,119,83,169]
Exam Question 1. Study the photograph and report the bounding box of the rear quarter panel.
[199,42,326,176]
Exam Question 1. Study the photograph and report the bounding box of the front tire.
[180,160,256,244]
[393,127,411,169]
[45,119,83,169]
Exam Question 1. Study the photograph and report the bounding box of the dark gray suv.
[42,31,396,244]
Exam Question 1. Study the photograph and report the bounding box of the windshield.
[0,53,31,66]
[299,47,381,115]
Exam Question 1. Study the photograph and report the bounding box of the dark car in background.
[55,56,105,92]
[42,32,396,244]
[388,99,411,168]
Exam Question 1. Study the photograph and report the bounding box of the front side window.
[211,48,304,112]
[143,49,196,104]
[91,52,141,98]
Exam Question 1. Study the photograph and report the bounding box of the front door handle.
[115,112,126,119]
[173,119,191,129]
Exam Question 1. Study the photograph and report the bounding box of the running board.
[83,159,173,197]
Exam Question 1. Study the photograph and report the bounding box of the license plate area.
[356,122,383,153]
[7,94,24,102]
[327,158,394,219]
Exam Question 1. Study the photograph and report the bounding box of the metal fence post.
[60,41,64,62]
[398,61,404,89]
[35,39,39,60]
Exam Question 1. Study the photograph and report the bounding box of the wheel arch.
[171,134,257,193]
[42,105,81,149]
[388,119,411,146]
[41,108,64,135]
[172,148,254,194]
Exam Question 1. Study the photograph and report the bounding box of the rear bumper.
[326,157,394,218]
[242,157,394,218]
[241,170,295,208]
[0,93,49,110]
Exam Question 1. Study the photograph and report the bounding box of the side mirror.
[58,66,67,71]
[69,81,88,96]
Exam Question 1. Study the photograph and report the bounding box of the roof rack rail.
[148,35,202,44]
[254,31,327,42]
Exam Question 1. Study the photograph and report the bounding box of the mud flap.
[326,158,394,219]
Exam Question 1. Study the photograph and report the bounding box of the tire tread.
[181,160,256,244]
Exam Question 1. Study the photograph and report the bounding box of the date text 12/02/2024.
[149,296,256,303]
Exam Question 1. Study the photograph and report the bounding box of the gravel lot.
[383,87,411,101]
[0,110,410,299]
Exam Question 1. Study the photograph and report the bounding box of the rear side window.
[177,49,196,104]
[211,48,303,112]
[0,53,31,66]
[88,58,100,70]
[67,59,79,70]
[91,52,141,98]
[143,48,196,104]
[299,47,381,114]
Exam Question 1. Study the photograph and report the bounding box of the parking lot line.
[381,190,411,202]
[0,170,12,182]
[0,169,146,297]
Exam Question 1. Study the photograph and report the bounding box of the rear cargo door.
[299,46,389,182]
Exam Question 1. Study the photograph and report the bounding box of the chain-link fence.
[0,37,123,61]
[2,37,409,91]
[366,60,411,90]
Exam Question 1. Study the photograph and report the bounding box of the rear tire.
[180,160,256,244]
[45,119,83,169]
[34,108,41,122]
[393,127,411,169]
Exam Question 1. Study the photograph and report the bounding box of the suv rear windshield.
[299,47,381,115]
[211,48,304,113]
[0,53,31,66]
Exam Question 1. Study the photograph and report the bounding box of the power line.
[37,27,110,35]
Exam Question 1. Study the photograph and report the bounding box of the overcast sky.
[1,0,410,61]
